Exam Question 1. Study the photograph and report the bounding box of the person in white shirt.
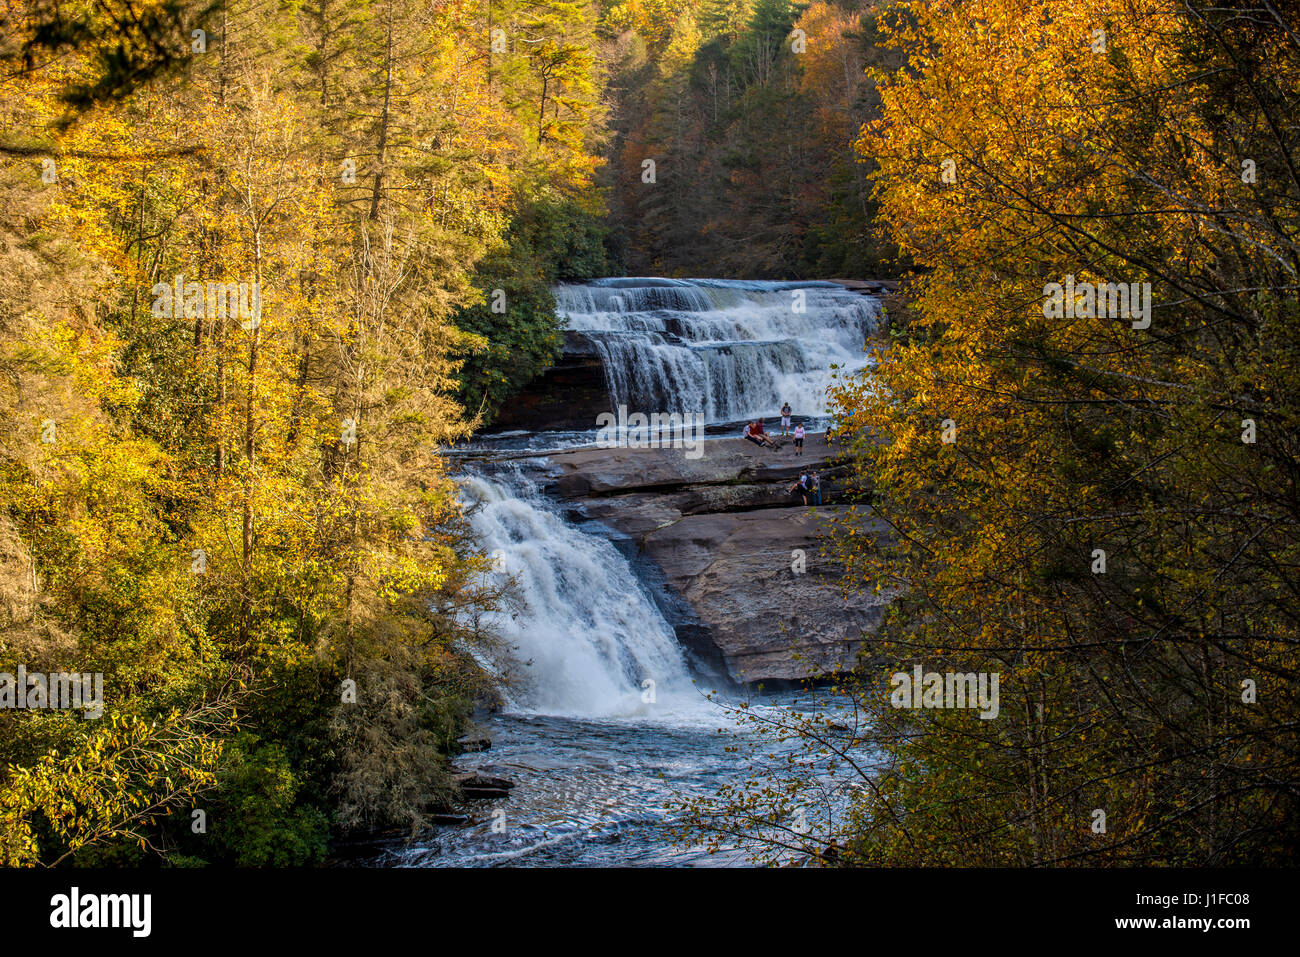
[793,423,805,456]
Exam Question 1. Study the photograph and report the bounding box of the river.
[374,278,881,867]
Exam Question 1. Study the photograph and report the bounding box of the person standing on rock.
[793,422,805,456]
[810,469,822,506]
[780,402,792,435]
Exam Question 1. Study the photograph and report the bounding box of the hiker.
[743,420,765,447]
[810,469,822,506]
[780,402,792,435]
[789,469,810,506]
[793,422,805,456]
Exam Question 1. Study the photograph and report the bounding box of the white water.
[461,472,702,720]
[392,278,883,866]
[556,277,881,425]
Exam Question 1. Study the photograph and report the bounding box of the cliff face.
[513,434,892,683]
[488,333,609,433]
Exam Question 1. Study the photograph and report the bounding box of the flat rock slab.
[454,771,516,800]
[540,432,837,497]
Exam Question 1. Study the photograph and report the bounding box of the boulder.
[456,726,492,753]
[453,771,515,800]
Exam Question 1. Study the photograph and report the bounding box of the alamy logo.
[596,405,706,460]
[50,887,151,937]
[151,273,262,328]
[0,666,102,718]
[1043,274,1151,329]
[889,665,1000,719]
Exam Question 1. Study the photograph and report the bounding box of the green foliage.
[205,734,330,867]
[455,190,614,424]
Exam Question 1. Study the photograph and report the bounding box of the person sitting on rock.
[744,419,778,449]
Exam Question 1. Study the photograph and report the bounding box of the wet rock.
[456,726,492,753]
[454,771,515,800]
[429,813,471,826]
[487,332,608,432]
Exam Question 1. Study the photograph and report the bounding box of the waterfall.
[461,472,697,719]
[555,278,881,424]
[459,278,884,717]
[417,276,886,867]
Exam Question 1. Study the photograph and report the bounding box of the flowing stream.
[378,279,880,867]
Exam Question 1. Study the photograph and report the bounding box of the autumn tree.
[0,0,607,863]
[763,0,1298,866]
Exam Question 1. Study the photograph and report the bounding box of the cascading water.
[460,472,697,719]
[381,470,744,866]
[378,278,881,867]
[556,278,881,424]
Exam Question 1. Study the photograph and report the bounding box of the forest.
[1,0,1297,868]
